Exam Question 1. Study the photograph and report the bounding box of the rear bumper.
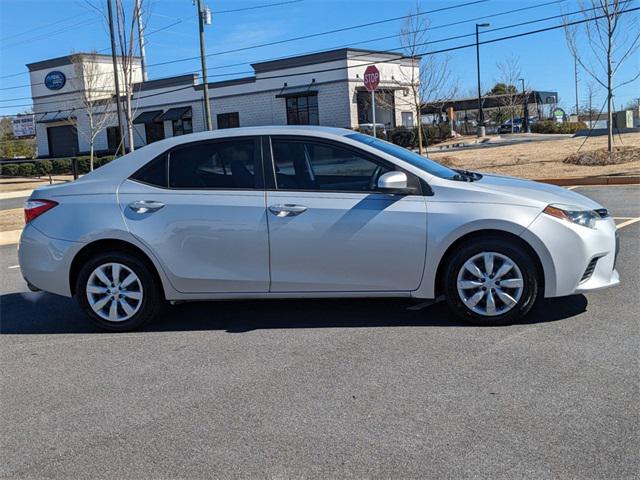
[18,224,81,297]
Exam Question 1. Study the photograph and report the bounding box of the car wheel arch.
[69,238,167,298]
[433,229,546,298]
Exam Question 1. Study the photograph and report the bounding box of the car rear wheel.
[76,251,163,332]
[443,237,539,325]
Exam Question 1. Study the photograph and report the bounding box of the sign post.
[363,65,380,137]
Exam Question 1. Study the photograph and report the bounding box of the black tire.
[75,251,163,332]
[443,236,539,326]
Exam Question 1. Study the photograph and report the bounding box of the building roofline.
[133,73,199,92]
[194,75,257,90]
[26,53,142,72]
[251,48,418,74]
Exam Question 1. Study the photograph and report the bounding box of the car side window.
[168,138,260,189]
[271,139,391,192]
[131,154,168,188]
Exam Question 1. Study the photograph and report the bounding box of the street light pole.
[519,78,530,133]
[475,23,490,137]
[196,0,212,131]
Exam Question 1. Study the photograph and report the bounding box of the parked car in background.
[19,126,619,331]
[498,117,538,133]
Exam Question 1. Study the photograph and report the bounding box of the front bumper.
[522,213,619,297]
[18,224,81,297]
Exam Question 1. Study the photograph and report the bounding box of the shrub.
[390,127,415,148]
[1,163,20,176]
[17,163,35,177]
[34,160,53,177]
[414,124,452,147]
[531,120,588,134]
[51,159,72,174]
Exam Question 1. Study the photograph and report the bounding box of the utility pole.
[475,23,489,137]
[107,0,125,156]
[519,78,530,133]
[196,0,212,130]
[574,55,579,117]
[135,0,147,81]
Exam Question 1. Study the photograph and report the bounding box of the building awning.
[36,111,76,124]
[132,110,163,124]
[275,83,318,98]
[158,106,192,122]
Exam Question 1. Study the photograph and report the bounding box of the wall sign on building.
[44,71,66,90]
[11,115,36,137]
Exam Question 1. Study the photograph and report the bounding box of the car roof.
[165,125,354,145]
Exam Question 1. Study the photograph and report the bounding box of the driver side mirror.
[377,171,413,194]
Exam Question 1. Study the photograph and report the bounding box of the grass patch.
[564,146,640,166]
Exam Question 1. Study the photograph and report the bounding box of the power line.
[1,0,488,91]
[0,0,622,104]
[2,6,637,118]
[215,0,304,14]
[0,12,91,43]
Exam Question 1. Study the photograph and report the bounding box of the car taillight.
[24,199,58,224]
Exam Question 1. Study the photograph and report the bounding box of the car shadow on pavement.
[0,291,588,335]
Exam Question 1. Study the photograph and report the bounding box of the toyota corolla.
[18,126,619,331]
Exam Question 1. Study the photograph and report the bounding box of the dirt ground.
[0,208,23,232]
[429,132,640,179]
[0,176,73,192]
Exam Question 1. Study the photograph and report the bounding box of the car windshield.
[345,133,459,180]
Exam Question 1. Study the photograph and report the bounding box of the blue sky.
[1,0,638,118]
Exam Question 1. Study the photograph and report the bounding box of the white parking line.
[616,217,640,230]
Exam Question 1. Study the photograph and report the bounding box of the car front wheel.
[76,251,163,332]
[443,237,539,325]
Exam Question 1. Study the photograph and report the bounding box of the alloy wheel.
[86,263,144,322]
[456,252,524,317]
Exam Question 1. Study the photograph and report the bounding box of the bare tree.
[564,0,640,153]
[495,55,523,133]
[114,0,145,152]
[396,4,458,154]
[581,79,600,128]
[70,53,117,170]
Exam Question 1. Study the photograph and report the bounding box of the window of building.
[270,138,391,192]
[168,138,259,189]
[356,89,396,128]
[106,126,121,152]
[172,117,193,136]
[217,112,240,129]
[145,121,165,144]
[401,112,414,128]
[285,95,319,125]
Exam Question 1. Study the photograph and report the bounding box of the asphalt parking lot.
[1,185,638,479]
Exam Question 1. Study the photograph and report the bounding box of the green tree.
[0,117,36,159]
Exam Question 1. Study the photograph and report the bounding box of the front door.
[118,136,270,293]
[265,136,427,292]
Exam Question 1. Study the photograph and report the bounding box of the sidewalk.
[0,189,35,200]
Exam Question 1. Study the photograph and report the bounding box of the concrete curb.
[537,176,640,186]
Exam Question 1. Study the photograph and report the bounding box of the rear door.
[264,135,428,293]
[118,136,270,293]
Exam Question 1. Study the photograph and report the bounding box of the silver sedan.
[19,126,619,331]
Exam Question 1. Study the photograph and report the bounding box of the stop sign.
[363,65,380,92]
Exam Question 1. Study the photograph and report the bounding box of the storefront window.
[217,112,240,129]
[172,117,193,136]
[145,121,164,144]
[286,95,319,125]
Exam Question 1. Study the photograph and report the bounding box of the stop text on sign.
[363,65,380,92]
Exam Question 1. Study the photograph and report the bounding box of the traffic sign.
[363,65,380,92]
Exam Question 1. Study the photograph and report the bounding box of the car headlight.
[543,204,601,229]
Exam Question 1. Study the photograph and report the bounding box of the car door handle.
[128,200,165,213]
[268,204,308,217]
